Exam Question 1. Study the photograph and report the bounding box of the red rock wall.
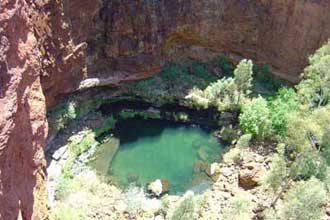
[0,0,49,219]
[1,0,330,219]
[40,0,330,107]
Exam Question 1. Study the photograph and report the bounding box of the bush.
[253,65,282,92]
[191,62,217,83]
[49,100,77,131]
[170,194,199,220]
[217,55,234,76]
[223,147,241,164]
[186,78,239,111]
[93,115,117,137]
[118,109,161,120]
[186,59,255,111]
[173,112,189,122]
[223,191,254,220]
[234,59,253,96]
[68,132,97,157]
[236,134,252,149]
[263,151,288,192]
[55,205,86,220]
[268,88,299,137]
[297,41,330,107]
[293,151,328,181]
[279,178,326,220]
[239,97,272,140]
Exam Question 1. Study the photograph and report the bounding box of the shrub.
[297,41,330,107]
[204,77,238,110]
[173,112,189,122]
[253,65,282,92]
[236,134,252,149]
[263,151,289,192]
[93,115,117,137]
[186,59,255,111]
[68,132,97,157]
[191,61,217,83]
[223,147,241,164]
[186,78,239,111]
[170,194,199,220]
[239,97,272,140]
[234,59,253,98]
[217,55,234,76]
[118,109,161,120]
[279,178,327,220]
[55,205,86,220]
[223,191,254,220]
[293,151,328,181]
[49,100,77,131]
[268,88,299,137]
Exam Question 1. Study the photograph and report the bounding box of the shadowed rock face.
[0,1,49,219]
[1,0,330,219]
[41,0,330,106]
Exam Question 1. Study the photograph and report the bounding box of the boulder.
[205,163,222,182]
[127,172,139,183]
[193,160,208,172]
[238,163,266,190]
[198,148,209,161]
[147,179,170,197]
[154,215,164,220]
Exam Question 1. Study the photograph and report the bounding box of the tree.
[268,88,299,137]
[185,77,239,111]
[297,41,330,107]
[186,59,254,111]
[234,59,253,104]
[204,77,238,110]
[265,178,327,220]
[239,97,272,140]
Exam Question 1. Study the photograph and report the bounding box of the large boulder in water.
[147,179,170,197]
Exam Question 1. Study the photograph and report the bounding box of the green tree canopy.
[297,41,330,107]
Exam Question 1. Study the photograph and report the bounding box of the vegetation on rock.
[239,97,272,140]
[49,42,330,220]
[297,41,330,107]
[170,194,201,220]
[223,192,254,220]
[186,59,253,111]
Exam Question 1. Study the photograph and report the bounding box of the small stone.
[221,167,232,177]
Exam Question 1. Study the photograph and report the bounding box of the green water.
[93,119,225,193]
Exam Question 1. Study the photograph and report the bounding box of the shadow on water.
[92,117,226,194]
[114,118,215,146]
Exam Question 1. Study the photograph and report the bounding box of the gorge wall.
[1,0,330,219]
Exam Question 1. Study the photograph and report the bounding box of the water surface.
[92,119,225,193]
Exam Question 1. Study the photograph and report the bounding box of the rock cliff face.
[1,0,330,219]
[0,1,49,219]
[41,0,330,106]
